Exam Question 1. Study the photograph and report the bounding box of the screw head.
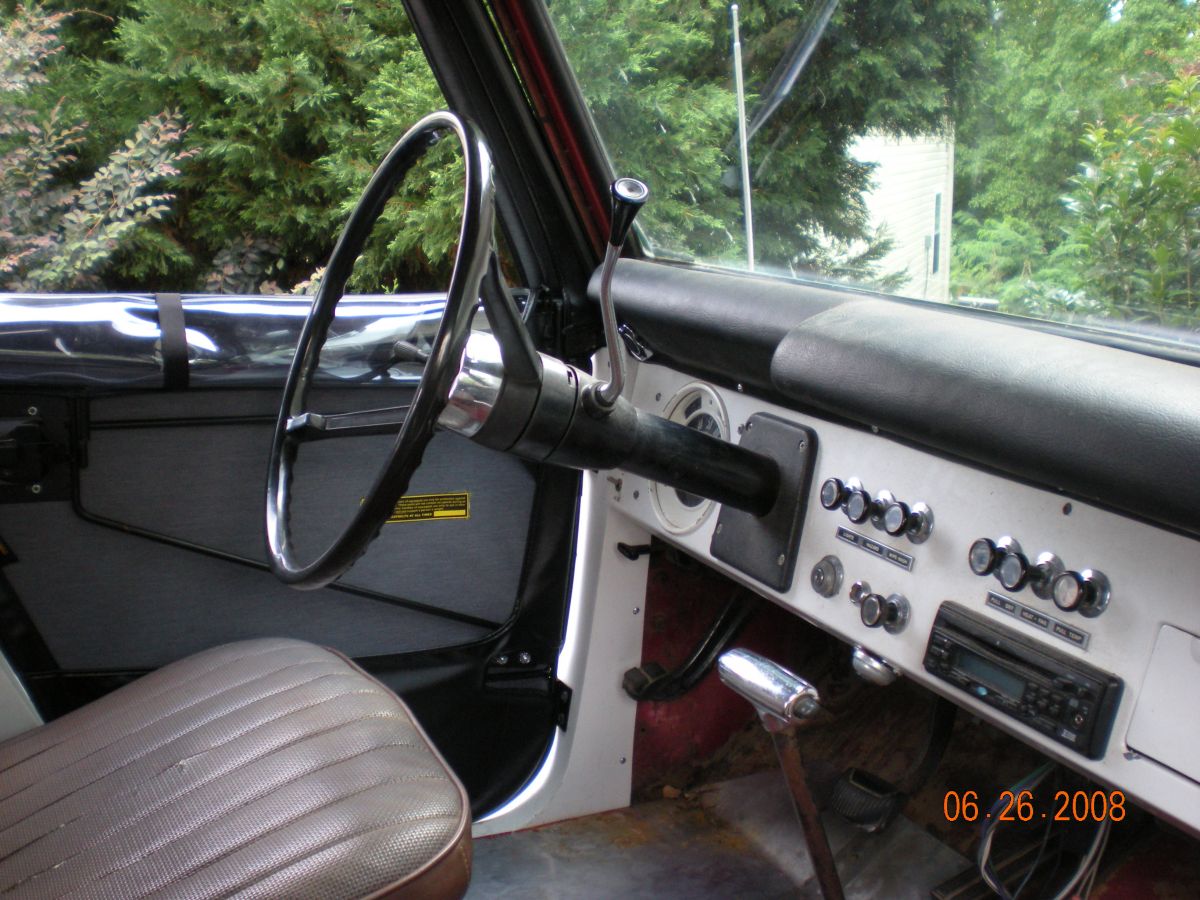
[517,651,533,665]
[29,484,42,495]
[495,655,509,666]
[26,406,38,416]
[632,606,641,615]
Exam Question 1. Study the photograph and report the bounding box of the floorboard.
[469,771,968,898]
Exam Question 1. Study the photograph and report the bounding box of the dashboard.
[612,357,1200,839]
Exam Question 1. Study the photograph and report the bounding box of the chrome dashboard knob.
[968,537,999,576]
[819,477,847,510]
[861,593,909,634]
[882,500,910,535]
[996,549,1030,591]
[1052,569,1110,617]
[1029,552,1065,600]
[883,500,935,543]
[845,487,873,524]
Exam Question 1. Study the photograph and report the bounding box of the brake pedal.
[829,767,906,833]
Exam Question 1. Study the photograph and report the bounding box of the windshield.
[544,0,1199,346]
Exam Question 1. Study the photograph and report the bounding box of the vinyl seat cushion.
[0,637,470,899]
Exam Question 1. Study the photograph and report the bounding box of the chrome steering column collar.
[438,330,506,438]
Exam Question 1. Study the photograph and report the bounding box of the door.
[0,1,591,816]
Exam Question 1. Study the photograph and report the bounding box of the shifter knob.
[590,176,650,413]
[608,177,650,246]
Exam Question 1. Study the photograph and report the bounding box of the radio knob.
[819,477,847,510]
[968,538,999,576]
[1052,569,1110,617]
[997,550,1030,592]
[845,487,873,524]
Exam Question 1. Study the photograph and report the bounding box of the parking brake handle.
[718,649,845,900]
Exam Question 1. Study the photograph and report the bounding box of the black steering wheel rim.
[266,111,495,589]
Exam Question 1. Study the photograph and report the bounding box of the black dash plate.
[710,413,816,592]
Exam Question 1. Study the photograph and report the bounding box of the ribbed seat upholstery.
[0,638,471,899]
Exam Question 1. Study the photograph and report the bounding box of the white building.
[851,133,955,303]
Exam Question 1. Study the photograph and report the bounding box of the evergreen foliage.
[2,0,1197,334]
[547,0,985,281]
[92,0,448,290]
[951,0,1197,327]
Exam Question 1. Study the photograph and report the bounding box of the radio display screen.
[958,650,1026,699]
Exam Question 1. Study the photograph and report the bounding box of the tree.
[546,0,986,279]
[953,0,1195,252]
[1064,69,1200,325]
[89,0,449,290]
[0,6,191,291]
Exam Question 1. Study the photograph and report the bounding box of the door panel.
[0,293,544,695]
[79,402,536,623]
[4,505,492,671]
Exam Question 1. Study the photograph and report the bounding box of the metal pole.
[731,4,755,271]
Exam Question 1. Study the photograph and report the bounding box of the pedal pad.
[829,767,906,833]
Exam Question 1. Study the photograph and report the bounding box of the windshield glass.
[544,0,1199,345]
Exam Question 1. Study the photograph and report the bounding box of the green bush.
[92,0,449,291]
[0,6,192,291]
[1064,70,1200,325]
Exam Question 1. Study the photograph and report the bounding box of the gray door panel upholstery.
[3,387,537,671]
[3,505,492,670]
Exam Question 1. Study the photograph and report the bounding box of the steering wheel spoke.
[286,405,411,442]
[267,111,497,588]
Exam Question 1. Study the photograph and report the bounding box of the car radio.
[924,602,1122,759]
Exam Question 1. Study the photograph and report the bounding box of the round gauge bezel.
[649,383,730,534]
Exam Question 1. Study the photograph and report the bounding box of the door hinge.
[553,679,573,731]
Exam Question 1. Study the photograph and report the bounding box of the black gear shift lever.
[590,177,649,413]
[608,177,650,246]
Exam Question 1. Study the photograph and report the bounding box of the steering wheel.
[266,111,496,588]
[268,112,777,590]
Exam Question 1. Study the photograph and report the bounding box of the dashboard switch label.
[986,592,1090,649]
[835,526,914,571]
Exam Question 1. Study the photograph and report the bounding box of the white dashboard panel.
[611,360,1200,837]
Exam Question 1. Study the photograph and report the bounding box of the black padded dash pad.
[710,414,816,591]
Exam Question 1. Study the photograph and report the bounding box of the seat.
[0,638,471,899]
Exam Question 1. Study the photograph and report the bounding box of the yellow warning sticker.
[386,491,470,524]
